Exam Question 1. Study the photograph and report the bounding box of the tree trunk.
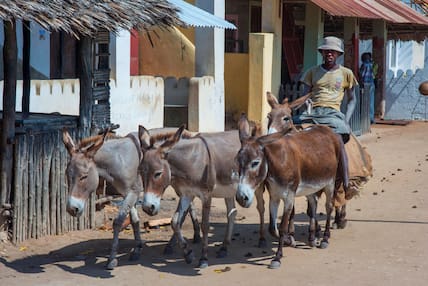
[1,20,17,207]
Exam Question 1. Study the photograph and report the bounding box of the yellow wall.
[248,33,273,133]
[224,53,249,118]
[138,27,195,78]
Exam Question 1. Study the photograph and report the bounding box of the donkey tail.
[337,134,350,193]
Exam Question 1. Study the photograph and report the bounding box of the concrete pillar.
[261,0,282,96]
[248,33,273,134]
[373,19,387,119]
[194,0,225,131]
[109,31,131,88]
[344,17,360,75]
[303,2,323,71]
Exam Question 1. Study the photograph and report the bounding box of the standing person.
[297,36,358,144]
[359,52,375,123]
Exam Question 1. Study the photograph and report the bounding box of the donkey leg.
[164,202,192,255]
[171,196,195,264]
[188,201,202,243]
[255,185,267,248]
[165,200,201,254]
[333,204,347,229]
[198,196,212,269]
[320,188,334,249]
[306,194,319,248]
[270,194,294,269]
[283,206,296,247]
[268,197,281,238]
[129,206,144,261]
[217,197,237,258]
[107,192,138,269]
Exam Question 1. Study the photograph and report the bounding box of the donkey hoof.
[106,258,118,270]
[129,250,141,261]
[269,259,281,269]
[258,238,267,248]
[283,236,296,248]
[308,239,317,248]
[193,234,202,244]
[216,247,228,258]
[184,249,195,264]
[337,220,347,229]
[198,259,209,269]
[319,240,329,249]
[164,244,174,255]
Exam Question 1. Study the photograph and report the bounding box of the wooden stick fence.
[11,126,95,243]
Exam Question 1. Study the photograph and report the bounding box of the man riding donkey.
[291,36,372,224]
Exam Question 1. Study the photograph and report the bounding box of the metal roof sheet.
[310,0,428,25]
[167,0,236,29]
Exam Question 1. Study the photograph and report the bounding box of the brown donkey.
[62,128,200,270]
[138,125,265,268]
[266,91,372,229]
[236,114,349,269]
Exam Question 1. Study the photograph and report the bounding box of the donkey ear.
[62,128,76,155]
[85,132,106,158]
[159,125,185,154]
[289,92,312,110]
[138,125,151,152]
[238,113,251,142]
[266,91,279,109]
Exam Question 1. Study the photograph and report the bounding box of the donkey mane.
[149,130,196,147]
[78,133,122,149]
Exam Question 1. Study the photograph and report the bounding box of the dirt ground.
[1,121,427,286]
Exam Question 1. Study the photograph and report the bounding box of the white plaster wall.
[188,76,223,132]
[0,79,79,114]
[110,76,164,136]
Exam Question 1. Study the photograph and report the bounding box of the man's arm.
[344,86,356,123]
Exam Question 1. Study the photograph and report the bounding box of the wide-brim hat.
[318,36,344,54]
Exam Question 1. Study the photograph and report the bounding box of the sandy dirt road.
[1,121,427,286]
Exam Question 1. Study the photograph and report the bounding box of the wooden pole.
[78,36,93,135]
[22,20,31,118]
[1,20,17,208]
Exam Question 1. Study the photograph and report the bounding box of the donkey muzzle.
[66,196,85,217]
[142,192,161,216]
[236,184,254,208]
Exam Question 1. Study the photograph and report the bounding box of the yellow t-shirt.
[301,65,357,111]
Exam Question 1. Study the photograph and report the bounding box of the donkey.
[62,128,201,270]
[266,91,372,229]
[138,125,264,268]
[236,114,349,269]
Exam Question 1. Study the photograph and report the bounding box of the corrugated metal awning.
[310,0,428,25]
[167,0,236,29]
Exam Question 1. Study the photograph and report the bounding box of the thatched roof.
[0,0,183,38]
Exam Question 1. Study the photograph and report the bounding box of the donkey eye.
[250,160,260,169]
[154,171,162,179]
[80,175,88,181]
[283,117,290,122]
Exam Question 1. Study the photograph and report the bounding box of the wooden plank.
[41,134,52,236]
[374,119,411,126]
[144,218,172,229]
[50,133,58,235]
[12,136,22,243]
[36,135,43,238]
[28,134,35,239]
[21,135,28,242]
